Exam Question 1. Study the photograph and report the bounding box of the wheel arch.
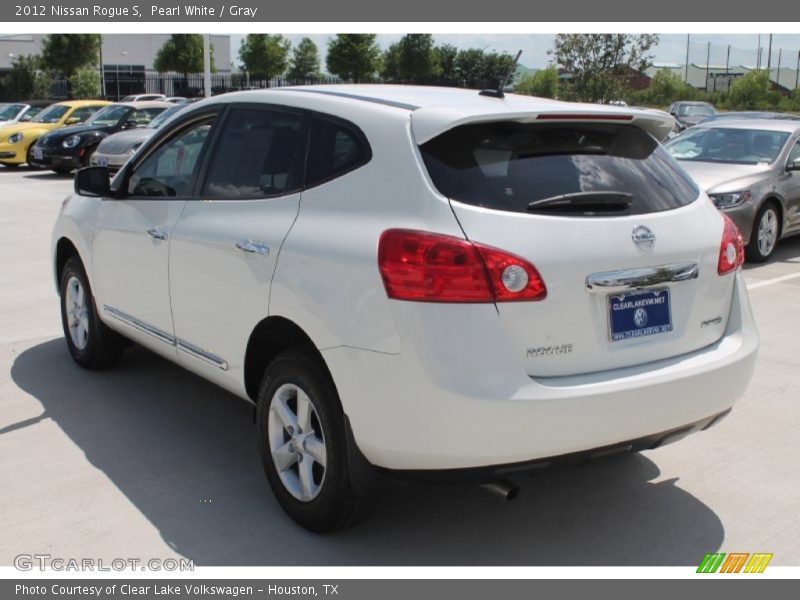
[54,237,81,294]
[243,316,336,403]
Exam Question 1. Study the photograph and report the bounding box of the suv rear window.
[420,122,699,216]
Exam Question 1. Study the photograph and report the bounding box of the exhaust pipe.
[480,479,521,501]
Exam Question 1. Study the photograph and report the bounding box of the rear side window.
[305,117,370,187]
[420,122,699,216]
[201,107,305,199]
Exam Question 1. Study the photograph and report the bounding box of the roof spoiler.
[411,106,676,144]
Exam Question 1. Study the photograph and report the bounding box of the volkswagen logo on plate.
[634,307,648,328]
[632,225,656,249]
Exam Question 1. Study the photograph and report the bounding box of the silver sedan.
[666,118,800,262]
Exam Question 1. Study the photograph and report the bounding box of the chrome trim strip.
[103,305,176,346]
[176,339,229,371]
[585,262,700,294]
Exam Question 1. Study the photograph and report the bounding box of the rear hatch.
[415,112,736,377]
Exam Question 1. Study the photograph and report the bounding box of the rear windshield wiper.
[527,191,634,213]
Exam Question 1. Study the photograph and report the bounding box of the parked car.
[90,103,191,172]
[0,100,111,168]
[668,101,717,130]
[120,94,167,102]
[53,86,758,531]
[667,119,800,262]
[699,111,800,124]
[30,101,171,173]
[0,100,51,124]
[165,96,188,104]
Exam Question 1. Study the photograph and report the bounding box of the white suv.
[52,85,759,531]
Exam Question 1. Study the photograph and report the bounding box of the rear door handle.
[146,227,167,241]
[235,240,270,256]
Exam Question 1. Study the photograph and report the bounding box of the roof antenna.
[479,50,523,99]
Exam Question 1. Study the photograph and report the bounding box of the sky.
[229,33,800,72]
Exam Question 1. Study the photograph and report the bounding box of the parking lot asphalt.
[1,165,799,567]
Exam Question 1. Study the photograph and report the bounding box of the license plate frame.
[97,156,108,167]
[608,288,673,342]
[33,148,43,160]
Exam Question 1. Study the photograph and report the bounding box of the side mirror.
[787,159,800,172]
[65,116,81,125]
[20,114,33,122]
[75,166,110,197]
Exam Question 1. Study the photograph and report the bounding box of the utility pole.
[726,44,730,73]
[684,34,690,84]
[767,33,773,72]
[757,34,761,69]
[777,48,782,89]
[98,34,106,99]
[203,33,211,98]
[795,50,799,90]
[705,42,711,92]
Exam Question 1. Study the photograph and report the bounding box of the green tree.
[381,42,402,81]
[3,54,50,99]
[326,34,382,83]
[454,48,486,81]
[515,67,559,98]
[480,51,516,83]
[287,37,320,80]
[154,34,204,78]
[239,34,291,80]
[647,68,685,105]
[434,44,458,80]
[396,34,437,81]
[68,68,101,99]
[40,34,100,77]
[727,69,771,110]
[550,34,659,102]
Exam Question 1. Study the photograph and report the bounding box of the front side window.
[305,117,370,187]
[667,127,790,165]
[420,122,699,216]
[787,139,800,164]
[0,104,25,119]
[201,107,305,199]
[127,116,214,197]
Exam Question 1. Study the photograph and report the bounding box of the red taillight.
[718,214,745,275]
[378,229,547,303]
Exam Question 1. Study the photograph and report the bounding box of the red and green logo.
[697,553,773,573]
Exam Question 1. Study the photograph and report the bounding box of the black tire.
[256,349,371,532]
[746,202,781,263]
[59,256,125,369]
[26,144,40,170]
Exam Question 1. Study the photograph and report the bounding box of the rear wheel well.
[55,238,80,293]
[244,317,332,402]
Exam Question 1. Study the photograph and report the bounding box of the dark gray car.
[668,101,717,130]
[666,119,800,262]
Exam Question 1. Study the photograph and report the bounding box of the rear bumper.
[322,272,758,470]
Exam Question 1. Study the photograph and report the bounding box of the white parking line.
[747,272,800,290]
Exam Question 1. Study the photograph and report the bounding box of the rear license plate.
[33,148,43,160]
[97,157,108,167]
[608,288,672,342]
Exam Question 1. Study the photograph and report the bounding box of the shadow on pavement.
[11,338,724,566]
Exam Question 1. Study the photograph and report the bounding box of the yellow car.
[0,99,111,167]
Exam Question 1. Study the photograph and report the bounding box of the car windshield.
[667,127,791,165]
[86,105,131,126]
[32,104,69,123]
[677,104,715,117]
[0,104,24,119]
[420,122,699,216]
[147,104,183,128]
